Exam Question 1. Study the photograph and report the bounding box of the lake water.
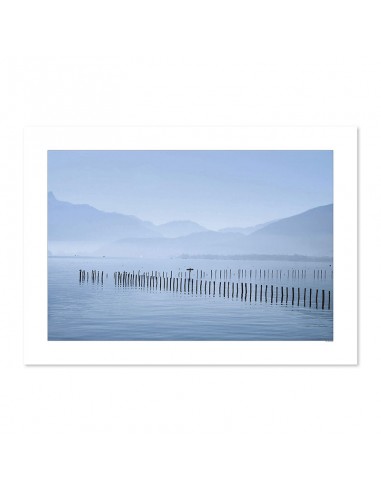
[48,257,333,341]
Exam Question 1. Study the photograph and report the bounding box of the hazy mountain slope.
[48,193,333,258]
[250,204,333,236]
[242,204,333,256]
[97,204,333,258]
[218,219,277,235]
[158,220,208,238]
[48,192,161,241]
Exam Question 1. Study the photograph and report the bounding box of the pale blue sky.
[48,150,333,229]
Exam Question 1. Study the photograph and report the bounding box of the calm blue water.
[48,257,333,341]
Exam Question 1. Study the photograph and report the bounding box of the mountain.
[158,220,209,238]
[251,204,332,236]
[96,204,333,258]
[218,220,277,235]
[243,204,333,256]
[48,192,161,242]
[48,193,333,258]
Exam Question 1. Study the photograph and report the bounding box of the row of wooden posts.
[79,269,108,283]
[80,268,332,281]
[114,270,331,309]
[79,269,331,310]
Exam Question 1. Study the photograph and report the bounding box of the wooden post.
[322,289,325,309]
[297,287,300,306]
[271,285,273,303]
[316,289,318,308]
[255,284,257,301]
[328,291,331,310]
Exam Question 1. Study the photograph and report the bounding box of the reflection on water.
[48,257,333,341]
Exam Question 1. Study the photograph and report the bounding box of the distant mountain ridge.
[48,193,333,257]
[158,220,208,237]
[250,204,333,236]
[242,204,333,256]
[94,204,333,258]
[48,192,161,241]
[218,219,277,235]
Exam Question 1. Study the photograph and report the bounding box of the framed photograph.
[23,127,357,364]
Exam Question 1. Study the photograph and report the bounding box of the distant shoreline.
[49,254,333,263]
[178,254,333,262]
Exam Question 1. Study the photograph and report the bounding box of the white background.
[1,1,378,491]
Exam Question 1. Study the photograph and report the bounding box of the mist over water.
[48,257,333,341]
